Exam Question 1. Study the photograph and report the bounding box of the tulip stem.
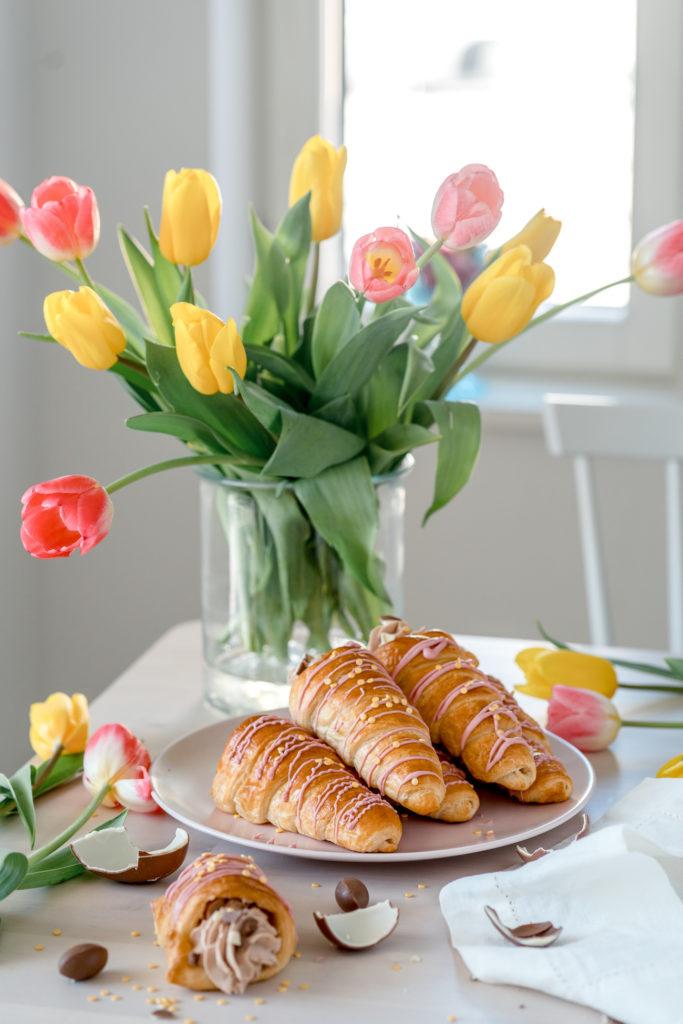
[416,238,445,269]
[32,744,64,792]
[436,337,477,399]
[305,243,321,318]
[622,720,683,729]
[74,257,96,290]
[105,454,260,496]
[450,275,635,385]
[618,682,683,695]
[26,783,109,868]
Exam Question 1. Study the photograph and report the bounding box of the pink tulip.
[21,175,100,261]
[20,475,113,559]
[83,723,157,812]
[547,685,621,752]
[0,178,23,244]
[349,226,419,303]
[632,220,683,296]
[431,163,503,251]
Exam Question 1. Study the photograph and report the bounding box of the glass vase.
[199,458,412,715]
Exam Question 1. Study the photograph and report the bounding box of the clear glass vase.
[199,457,412,715]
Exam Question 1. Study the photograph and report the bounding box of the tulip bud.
[502,209,561,263]
[349,226,419,303]
[171,302,246,396]
[29,692,89,761]
[431,164,503,251]
[547,685,621,752]
[515,647,618,700]
[0,178,23,245]
[631,220,683,296]
[657,753,683,779]
[159,168,221,266]
[44,287,126,370]
[21,175,99,261]
[461,244,554,344]
[289,135,347,242]
[21,475,113,559]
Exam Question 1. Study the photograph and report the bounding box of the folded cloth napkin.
[440,779,683,1024]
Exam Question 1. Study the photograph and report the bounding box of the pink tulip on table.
[83,723,158,812]
[547,685,621,752]
[632,220,683,296]
[21,175,100,261]
[349,226,419,303]
[20,474,113,559]
[0,178,23,244]
[431,163,504,251]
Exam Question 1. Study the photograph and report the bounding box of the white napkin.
[440,779,683,1024]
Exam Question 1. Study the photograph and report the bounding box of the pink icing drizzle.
[164,853,275,922]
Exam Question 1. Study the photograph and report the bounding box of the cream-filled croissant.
[152,852,296,994]
[212,714,402,853]
[290,642,445,816]
[371,624,537,791]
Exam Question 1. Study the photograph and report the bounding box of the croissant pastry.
[289,642,445,816]
[371,625,536,791]
[152,851,296,994]
[212,714,402,853]
[430,752,480,822]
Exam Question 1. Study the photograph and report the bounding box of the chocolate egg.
[335,877,369,913]
[58,942,108,981]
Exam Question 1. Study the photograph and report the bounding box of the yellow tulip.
[515,646,618,700]
[171,302,246,396]
[461,244,555,344]
[29,692,89,761]
[502,209,562,263]
[159,168,221,266]
[289,135,347,242]
[43,287,126,370]
[657,753,683,778]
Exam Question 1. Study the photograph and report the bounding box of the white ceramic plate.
[151,711,595,863]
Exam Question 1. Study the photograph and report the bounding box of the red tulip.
[0,178,23,244]
[20,475,112,559]
[21,175,100,261]
[431,163,503,251]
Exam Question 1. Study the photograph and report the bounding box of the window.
[330,0,683,377]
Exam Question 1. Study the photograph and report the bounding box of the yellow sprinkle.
[298,982,310,991]
[153,940,161,947]
[410,954,422,962]
[194,993,205,1001]
[242,869,252,876]
[184,1019,196,1024]
[368,716,375,724]
[110,994,122,1002]
[100,989,110,996]
[148,962,159,969]
[311,882,320,888]
[404,891,415,898]
[473,829,482,836]
[391,962,402,971]
[411,777,418,785]
[33,944,44,952]
[147,985,158,992]
[448,1016,457,1023]
[393,741,400,748]
[217,998,229,1005]
[132,984,143,991]
[130,930,141,937]
[360,713,367,721]
[120,975,130,983]
[417,882,428,890]
[275,827,285,833]
[293,950,302,959]
[233,812,240,818]
[254,997,266,1004]
[87,995,99,1003]
[51,928,62,936]
[245,1017,257,1022]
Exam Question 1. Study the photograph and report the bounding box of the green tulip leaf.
[32,753,84,799]
[311,281,360,378]
[314,394,359,433]
[409,229,463,348]
[232,376,292,434]
[410,316,471,405]
[19,810,128,890]
[294,457,389,601]
[143,207,183,311]
[421,400,481,524]
[0,767,35,847]
[243,208,280,346]
[369,423,438,475]
[0,851,28,900]
[145,340,273,460]
[311,306,418,410]
[119,227,174,346]
[398,337,435,416]
[269,195,312,352]
[263,409,365,479]
[361,344,409,439]
[245,343,315,393]
[93,282,151,359]
[126,411,230,453]
[18,331,56,344]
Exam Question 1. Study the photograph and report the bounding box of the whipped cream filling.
[190,900,281,995]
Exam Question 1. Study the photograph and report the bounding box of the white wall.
[0,0,679,771]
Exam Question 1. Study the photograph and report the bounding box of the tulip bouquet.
[3,141,682,663]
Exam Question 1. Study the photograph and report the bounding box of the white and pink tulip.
[547,684,621,752]
[83,723,158,812]
[632,220,683,296]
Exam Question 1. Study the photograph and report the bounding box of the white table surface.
[2,620,682,1024]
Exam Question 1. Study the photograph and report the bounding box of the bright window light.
[344,0,637,309]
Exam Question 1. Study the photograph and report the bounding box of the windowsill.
[457,373,683,433]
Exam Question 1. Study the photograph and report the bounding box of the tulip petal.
[113,766,159,814]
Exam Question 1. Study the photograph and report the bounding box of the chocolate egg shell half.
[314,900,399,951]
[71,825,189,884]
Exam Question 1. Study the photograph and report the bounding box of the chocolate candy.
[335,877,369,912]
[58,942,108,981]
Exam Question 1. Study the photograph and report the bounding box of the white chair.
[542,393,683,651]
